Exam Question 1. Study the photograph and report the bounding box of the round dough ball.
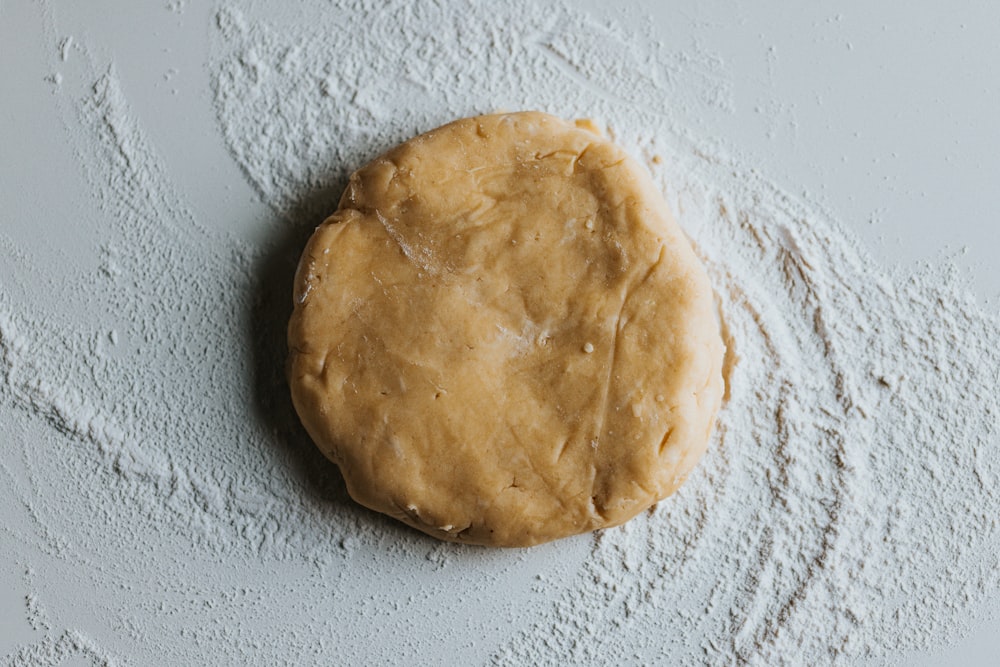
[288,111,724,547]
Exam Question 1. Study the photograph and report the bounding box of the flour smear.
[1,0,998,665]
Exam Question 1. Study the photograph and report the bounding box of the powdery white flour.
[1,0,998,665]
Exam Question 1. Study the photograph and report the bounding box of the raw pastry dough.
[288,112,724,547]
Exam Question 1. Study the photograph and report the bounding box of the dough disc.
[288,111,724,547]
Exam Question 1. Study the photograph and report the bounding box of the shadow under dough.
[246,172,353,508]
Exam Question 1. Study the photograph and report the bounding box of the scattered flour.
[2,0,998,664]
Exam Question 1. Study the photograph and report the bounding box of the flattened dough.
[288,111,724,547]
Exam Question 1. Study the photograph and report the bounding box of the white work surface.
[1,1,998,664]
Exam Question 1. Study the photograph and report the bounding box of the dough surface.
[288,111,724,547]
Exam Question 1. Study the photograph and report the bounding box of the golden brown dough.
[288,111,724,547]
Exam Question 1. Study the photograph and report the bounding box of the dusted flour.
[1,0,998,665]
